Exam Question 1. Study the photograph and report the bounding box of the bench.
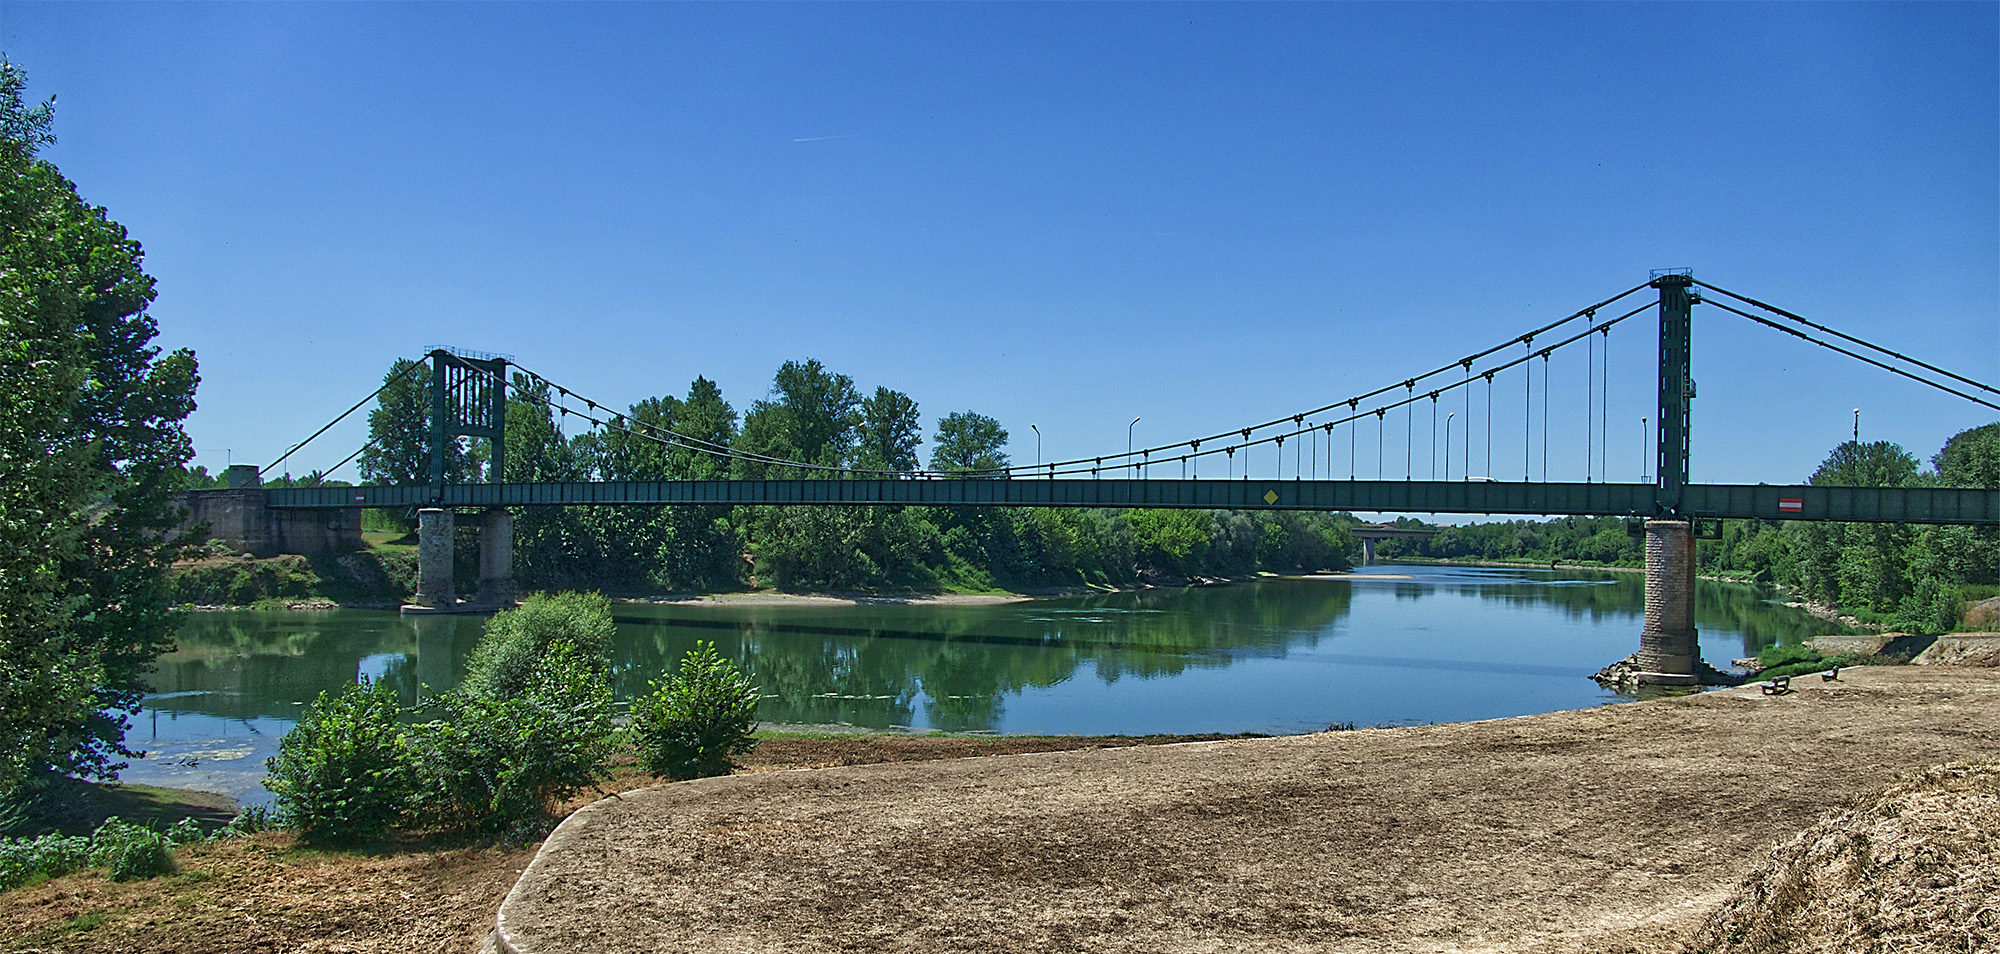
[1760,675,1792,696]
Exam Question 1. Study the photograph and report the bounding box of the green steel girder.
[256,479,2000,525]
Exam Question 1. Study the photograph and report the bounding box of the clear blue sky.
[4,2,1994,497]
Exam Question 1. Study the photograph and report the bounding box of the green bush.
[91,817,178,881]
[0,816,203,892]
[1895,576,1962,634]
[223,803,279,836]
[167,554,321,605]
[1754,643,1870,681]
[461,592,616,699]
[265,678,415,846]
[631,641,760,780]
[413,641,615,835]
[0,830,89,891]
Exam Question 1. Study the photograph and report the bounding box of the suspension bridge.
[185,271,2000,687]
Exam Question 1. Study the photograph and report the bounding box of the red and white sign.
[1778,498,1804,513]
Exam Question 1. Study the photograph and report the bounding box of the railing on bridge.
[258,478,2000,525]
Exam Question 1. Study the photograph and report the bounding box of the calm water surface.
[125,565,1844,802]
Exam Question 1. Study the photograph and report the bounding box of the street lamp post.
[1445,412,1454,481]
[1030,423,1041,475]
[1853,408,1861,443]
[1640,416,1649,483]
[1128,417,1141,479]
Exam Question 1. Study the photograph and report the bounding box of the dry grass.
[0,734,1217,954]
[1684,761,2000,954]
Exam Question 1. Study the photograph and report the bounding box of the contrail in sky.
[791,134,852,142]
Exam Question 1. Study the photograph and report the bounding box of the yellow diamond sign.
[1263,490,1279,505]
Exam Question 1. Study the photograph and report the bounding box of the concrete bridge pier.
[409,506,516,613]
[473,507,514,607]
[415,508,456,608]
[1361,538,1376,565]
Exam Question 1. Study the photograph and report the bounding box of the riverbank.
[10,667,1994,952]
[494,665,2000,954]
[0,732,1236,954]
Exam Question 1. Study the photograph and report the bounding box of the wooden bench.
[1760,675,1792,696]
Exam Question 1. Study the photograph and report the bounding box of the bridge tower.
[411,349,515,613]
[1598,272,1728,688]
[1653,271,1695,515]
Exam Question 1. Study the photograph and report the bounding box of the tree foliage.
[734,359,860,477]
[931,411,1009,475]
[856,386,922,473]
[460,592,617,699]
[356,357,477,486]
[264,678,414,845]
[1,59,200,791]
[630,641,760,780]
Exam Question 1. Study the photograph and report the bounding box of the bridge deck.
[255,479,2000,524]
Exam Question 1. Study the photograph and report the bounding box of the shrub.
[631,641,760,780]
[0,831,90,891]
[460,592,616,699]
[223,803,279,836]
[1894,576,1962,634]
[265,678,415,845]
[1754,643,1870,681]
[412,641,615,835]
[91,817,177,881]
[0,816,203,892]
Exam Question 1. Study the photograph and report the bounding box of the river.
[123,565,1844,803]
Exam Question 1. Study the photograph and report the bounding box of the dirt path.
[495,666,2000,954]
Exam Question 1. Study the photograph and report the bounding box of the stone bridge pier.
[1592,518,1734,690]
[408,506,515,614]
[1636,519,1700,682]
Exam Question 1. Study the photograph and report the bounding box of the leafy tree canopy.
[1,58,199,789]
[1807,440,1918,488]
[734,359,859,477]
[856,386,921,473]
[931,411,1009,475]
[1933,422,2000,489]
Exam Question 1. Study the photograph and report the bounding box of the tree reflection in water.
[152,571,1846,743]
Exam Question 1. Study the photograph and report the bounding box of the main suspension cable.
[1003,282,1652,476]
[1704,299,2000,412]
[262,359,430,476]
[1695,280,2000,398]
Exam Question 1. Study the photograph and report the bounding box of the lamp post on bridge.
[1030,424,1040,476]
[1445,412,1454,481]
[1128,416,1141,479]
[1640,417,1649,483]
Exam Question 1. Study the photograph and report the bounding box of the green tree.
[855,386,922,473]
[1809,440,1920,489]
[732,359,860,478]
[930,411,1009,475]
[667,376,737,480]
[1933,422,2000,489]
[1,60,200,791]
[504,375,604,587]
[356,358,474,486]
[1796,440,1920,611]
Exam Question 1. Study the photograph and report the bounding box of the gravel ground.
[495,666,2000,954]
